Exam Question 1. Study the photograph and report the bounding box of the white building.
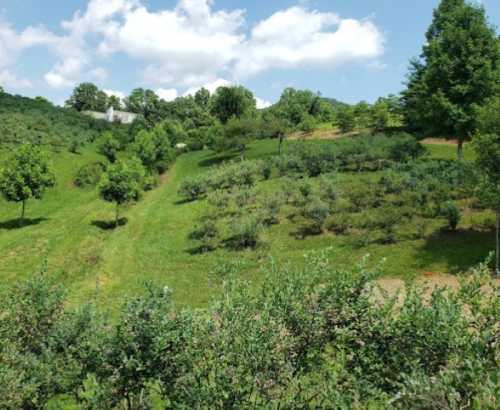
[83,106,138,124]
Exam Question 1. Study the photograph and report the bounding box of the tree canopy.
[403,0,500,155]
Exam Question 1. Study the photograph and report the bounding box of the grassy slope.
[0,139,491,313]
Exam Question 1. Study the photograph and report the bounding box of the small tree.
[98,159,144,227]
[441,202,460,231]
[336,106,356,133]
[0,144,55,224]
[99,132,121,163]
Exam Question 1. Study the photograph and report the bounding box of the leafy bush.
[441,202,461,231]
[188,219,220,252]
[259,193,283,226]
[178,176,208,201]
[0,256,498,408]
[142,174,160,191]
[74,162,105,188]
[303,197,330,234]
[226,215,262,249]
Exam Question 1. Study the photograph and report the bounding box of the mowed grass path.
[0,139,491,312]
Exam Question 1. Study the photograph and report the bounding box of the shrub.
[259,161,273,180]
[326,213,351,234]
[226,215,262,249]
[259,193,283,226]
[303,197,330,234]
[74,162,105,188]
[142,174,160,191]
[441,202,461,231]
[189,219,220,252]
[319,175,338,204]
[178,177,208,201]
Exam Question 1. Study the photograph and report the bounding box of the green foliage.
[74,162,105,188]
[98,132,121,163]
[132,124,175,173]
[0,91,111,147]
[303,197,330,234]
[441,201,461,231]
[0,144,56,220]
[99,159,145,225]
[210,86,256,124]
[1,255,498,408]
[178,176,208,201]
[226,215,262,249]
[66,82,108,112]
[337,106,356,133]
[403,0,500,149]
[188,218,220,252]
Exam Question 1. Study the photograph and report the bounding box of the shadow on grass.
[0,217,48,230]
[198,153,237,168]
[91,217,129,230]
[415,227,494,274]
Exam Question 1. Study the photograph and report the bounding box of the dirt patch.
[421,138,459,146]
[373,272,499,303]
[288,128,360,141]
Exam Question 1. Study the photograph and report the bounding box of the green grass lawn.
[0,139,492,313]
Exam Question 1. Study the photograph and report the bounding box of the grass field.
[0,138,492,314]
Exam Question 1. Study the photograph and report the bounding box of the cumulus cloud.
[184,78,232,96]
[103,89,126,99]
[0,0,385,94]
[234,6,384,78]
[156,88,179,101]
[256,97,272,109]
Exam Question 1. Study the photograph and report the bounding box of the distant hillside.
[322,97,349,111]
[0,91,113,148]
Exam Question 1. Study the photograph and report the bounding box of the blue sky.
[1,0,499,106]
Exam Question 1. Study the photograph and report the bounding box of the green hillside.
[0,137,492,314]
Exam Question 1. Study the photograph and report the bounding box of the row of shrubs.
[178,133,426,202]
[1,254,497,408]
[187,157,475,251]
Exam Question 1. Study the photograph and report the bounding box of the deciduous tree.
[0,144,55,224]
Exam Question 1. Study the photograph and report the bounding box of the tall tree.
[124,88,160,124]
[66,83,101,112]
[194,87,210,109]
[474,96,500,275]
[0,145,56,224]
[403,0,500,158]
[210,86,256,124]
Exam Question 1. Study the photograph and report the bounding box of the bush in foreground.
[1,253,497,408]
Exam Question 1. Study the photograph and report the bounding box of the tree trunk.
[496,211,499,276]
[20,200,26,226]
[278,134,284,155]
[115,203,120,227]
[457,139,464,160]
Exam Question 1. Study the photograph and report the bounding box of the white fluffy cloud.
[234,7,384,77]
[156,88,179,101]
[256,97,272,109]
[184,78,232,96]
[103,89,126,99]
[0,0,385,95]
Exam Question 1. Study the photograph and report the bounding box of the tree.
[0,144,55,224]
[132,125,174,173]
[474,97,500,274]
[99,159,144,227]
[124,88,160,124]
[108,95,122,110]
[66,83,101,112]
[403,0,500,158]
[370,99,390,132]
[336,106,356,133]
[98,132,121,163]
[210,86,256,124]
[194,87,210,109]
